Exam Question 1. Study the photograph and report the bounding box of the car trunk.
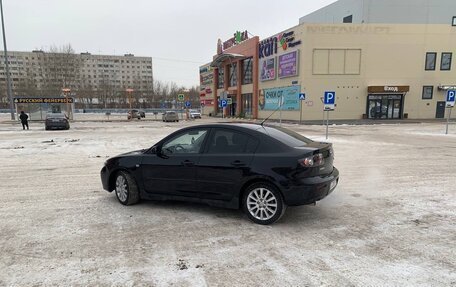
[294,142,334,177]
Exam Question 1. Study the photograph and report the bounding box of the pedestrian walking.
[19,111,29,130]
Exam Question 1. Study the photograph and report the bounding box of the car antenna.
[260,99,283,126]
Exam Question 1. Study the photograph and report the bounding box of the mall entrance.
[367,94,403,119]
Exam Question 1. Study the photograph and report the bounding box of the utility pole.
[0,0,14,120]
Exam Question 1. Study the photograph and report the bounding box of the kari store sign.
[259,57,276,81]
[278,50,299,78]
[259,30,301,58]
[259,85,300,111]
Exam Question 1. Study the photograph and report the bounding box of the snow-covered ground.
[0,114,455,286]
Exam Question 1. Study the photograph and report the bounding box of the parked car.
[45,113,70,130]
[100,123,339,225]
[162,111,179,122]
[127,109,142,120]
[189,109,201,119]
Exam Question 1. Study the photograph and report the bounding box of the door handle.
[181,160,194,166]
[230,160,245,167]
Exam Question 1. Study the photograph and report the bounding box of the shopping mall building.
[199,0,456,120]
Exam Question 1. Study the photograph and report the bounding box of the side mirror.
[149,146,158,154]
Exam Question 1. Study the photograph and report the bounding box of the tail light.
[299,153,325,167]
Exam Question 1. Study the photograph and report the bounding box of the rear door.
[196,128,259,201]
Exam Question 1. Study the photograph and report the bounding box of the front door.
[436,101,446,118]
[387,99,402,119]
[367,94,403,119]
[141,128,209,197]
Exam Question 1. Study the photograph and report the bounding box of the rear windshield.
[260,126,313,147]
[47,113,65,118]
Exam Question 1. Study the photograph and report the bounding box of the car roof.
[180,122,268,132]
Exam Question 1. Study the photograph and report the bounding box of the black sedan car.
[45,113,70,130]
[100,123,339,224]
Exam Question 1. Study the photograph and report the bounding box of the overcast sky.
[3,0,336,88]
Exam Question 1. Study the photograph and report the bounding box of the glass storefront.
[367,94,403,119]
[242,93,252,117]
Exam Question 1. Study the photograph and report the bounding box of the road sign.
[177,94,185,102]
[324,91,335,110]
[185,101,191,108]
[220,91,228,100]
[221,100,227,108]
[227,98,233,105]
[298,93,306,101]
[446,90,455,107]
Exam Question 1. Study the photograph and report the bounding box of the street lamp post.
[126,88,134,110]
[0,0,14,120]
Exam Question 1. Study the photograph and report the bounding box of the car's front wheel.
[243,182,286,225]
[114,171,140,205]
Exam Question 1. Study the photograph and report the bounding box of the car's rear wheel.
[114,171,139,205]
[243,182,286,225]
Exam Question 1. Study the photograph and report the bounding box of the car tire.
[114,171,140,205]
[242,182,286,225]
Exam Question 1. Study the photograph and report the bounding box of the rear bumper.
[282,167,339,206]
[46,122,69,129]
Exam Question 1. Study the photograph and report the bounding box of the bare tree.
[41,44,82,96]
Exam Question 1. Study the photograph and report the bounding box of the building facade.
[299,0,456,25]
[0,50,153,108]
[201,2,456,120]
[200,32,259,118]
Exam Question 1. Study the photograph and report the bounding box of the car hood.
[116,149,145,157]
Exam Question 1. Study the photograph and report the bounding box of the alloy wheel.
[246,187,278,221]
[115,175,128,203]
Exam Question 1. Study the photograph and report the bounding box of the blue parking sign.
[221,100,227,108]
[447,90,455,102]
[324,91,335,104]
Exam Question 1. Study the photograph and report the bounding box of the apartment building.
[0,50,153,107]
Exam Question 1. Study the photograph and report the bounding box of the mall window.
[422,86,433,99]
[343,15,353,23]
[440,53,452,71]
[313,49,361,75]
[229,63,237,87]
[218,68,224,89]
[242,93,253,117]
[242,58,253,85]
[425,52,437,70]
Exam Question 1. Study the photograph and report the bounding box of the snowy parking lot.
[0,114,455,286]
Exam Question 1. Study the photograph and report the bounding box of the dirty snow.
[0,114,455,286]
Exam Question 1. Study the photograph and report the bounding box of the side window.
[206,129,257,154]
[162,129,208,155]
